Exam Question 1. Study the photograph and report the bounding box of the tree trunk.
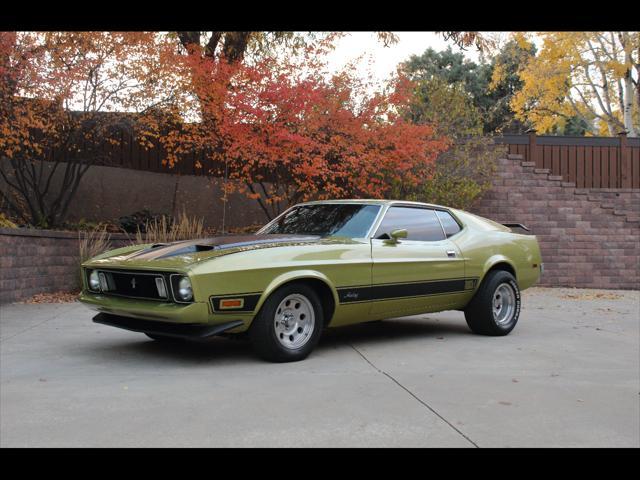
[623,69,637,136]
[618,32,637,137]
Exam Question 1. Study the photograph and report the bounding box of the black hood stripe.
[128,234,320,260]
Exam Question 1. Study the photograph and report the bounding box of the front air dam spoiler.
[93,313,244,339]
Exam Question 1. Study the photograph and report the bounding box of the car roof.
[298,199,451,210]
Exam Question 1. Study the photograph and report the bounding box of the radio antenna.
[221,159,228,235]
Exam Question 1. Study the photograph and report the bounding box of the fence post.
[526,129,538,167]
[618,131,629,188]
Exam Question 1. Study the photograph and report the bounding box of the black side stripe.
[337,278,478,304]
[208,277,478,312]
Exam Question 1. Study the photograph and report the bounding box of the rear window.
[436,210,462,238]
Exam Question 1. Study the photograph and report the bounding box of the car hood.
[86,234,331,270]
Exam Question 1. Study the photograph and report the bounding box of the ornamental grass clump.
[0,212,18,228]
[134,211,204,245]
[79,225,112,264]
[78,225,112,289]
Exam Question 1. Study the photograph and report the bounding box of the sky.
[324,32,494,86]
[54,31,513,114]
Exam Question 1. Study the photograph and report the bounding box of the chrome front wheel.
[249,283,324,362]
[274,294,315,349]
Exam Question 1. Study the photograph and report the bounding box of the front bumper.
[79,290,253,334]
[93,313,244,339]
[79,290,211,324]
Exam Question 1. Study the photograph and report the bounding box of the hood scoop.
[154,244,215,259]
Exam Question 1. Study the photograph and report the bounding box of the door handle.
[446,250,456,258]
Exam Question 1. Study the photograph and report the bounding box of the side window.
[374,207,446,242]
[436,210,462,238]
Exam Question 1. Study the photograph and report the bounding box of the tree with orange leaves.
[159,43,450,219]
[0,31,182,227]
[2,32,450,226]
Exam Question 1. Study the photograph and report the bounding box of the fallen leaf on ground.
[20,291,79,304]
[560,291,622,300]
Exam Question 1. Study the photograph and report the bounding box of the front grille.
[88,269,170,301]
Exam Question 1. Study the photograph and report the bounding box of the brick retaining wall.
[1,154,639,303]
[0,228,130,304]
[470,154,640,290]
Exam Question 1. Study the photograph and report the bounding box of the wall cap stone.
[0,227,131,241]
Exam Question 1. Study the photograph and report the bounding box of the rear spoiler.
[502,223,531,232]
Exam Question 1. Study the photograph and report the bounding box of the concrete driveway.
[1,287,638,448]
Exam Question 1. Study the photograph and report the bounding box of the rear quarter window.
[435,210,462,238]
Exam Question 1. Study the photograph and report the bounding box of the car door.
[369,206,469,317]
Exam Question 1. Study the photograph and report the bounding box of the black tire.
[249,283,323,362]
[464,270,521,336]
[145,333,185,343]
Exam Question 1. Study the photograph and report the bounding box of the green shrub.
[391,137,504,211]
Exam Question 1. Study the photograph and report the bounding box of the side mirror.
[387,229,408,244]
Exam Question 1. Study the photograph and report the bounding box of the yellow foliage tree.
[510,32,639,137]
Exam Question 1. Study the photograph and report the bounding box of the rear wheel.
[249,283,323,362]
[464,270,521,336]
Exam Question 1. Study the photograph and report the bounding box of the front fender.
[255,269,339,314]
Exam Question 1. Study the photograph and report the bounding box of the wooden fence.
[493,133,640,189]
[47,132,212,177]
[47,132,640,189]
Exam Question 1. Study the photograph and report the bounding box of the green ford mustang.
[80,200,542,362]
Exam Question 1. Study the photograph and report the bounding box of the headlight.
[176,276,193,302]
[88,270,100,291]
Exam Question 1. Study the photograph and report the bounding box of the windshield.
[260,204,381,238]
